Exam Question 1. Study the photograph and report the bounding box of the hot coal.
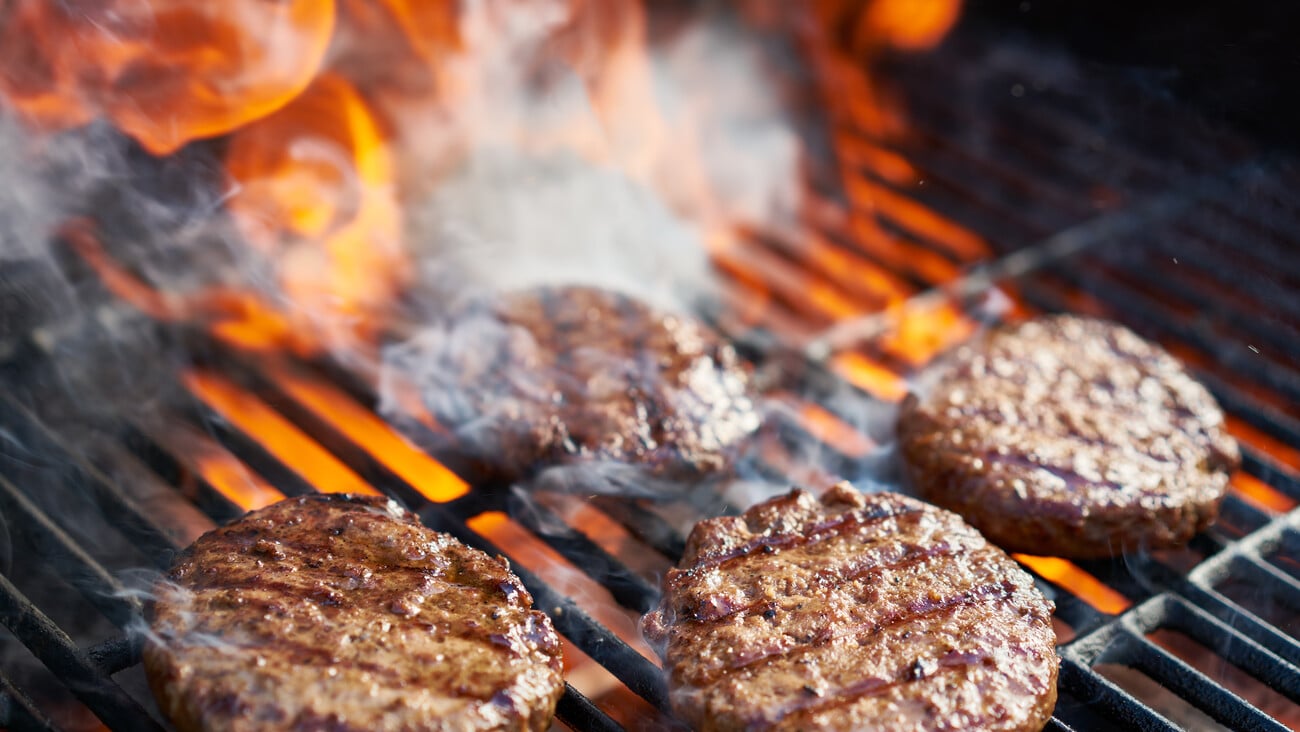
[145,494,564,732]
[897,315,1240,559]
[642,483,1059,731]
[382,285,762,496]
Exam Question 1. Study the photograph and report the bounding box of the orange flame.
[366,0,461,63]
[264,363,469,503]
[182,369,379,497]
[467,511,658,663]
[139,417,285,511]
[1013,554,1132,615]
[225,72,406,353]
[1231,472,1297,514]
[60,219,313,354]
[831,351,909,401]
[851,0,964,52]
[0,0,335,155]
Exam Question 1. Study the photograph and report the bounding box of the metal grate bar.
[0,475,142,629]
[1068,558,1165,608]
[414,504,671,712]
[0,574,162,731]
[178,401,322,500]
[766,411,864,480]
[119,370,673,720]
[1231,555,1300,612]
[1050,598,1109,641]
[0,672,61,732]
[505,500,662,614]
[1204,381,1300,460]
[1196,204,1300,284]
[85,635,141,677]
[1057,656,1182,732]
[1241,451,1300,503]
[1126,633,1291,732]
[1102,249,1300,366]
[1017,278,1300,452]
[847,126,1081,247]
[896,61,1196,210]
[123,420,248,525]
[1157,221,1300,317]
[589,497,687,562]
[1045,260,1300,409]
[1217,494,1275,537]
[1161,595,1300,705]
[0,394,182,564]
[553,682,624,732]
[1180,584,1300,671]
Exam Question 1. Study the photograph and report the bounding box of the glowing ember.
[831,351,909,401]
[875,299,979,366]
[1231,472,1297,514]
[1227,416,1300,473]
[5,0,982,362]
[1013,554,1132,615]
[265,363,469,503]
[467,511,659,663]
[189,447,286,512]
[182,369,379,497]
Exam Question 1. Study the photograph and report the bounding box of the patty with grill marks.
[383,285,761,492]
[642,483,1058,731]
[897,315,1240,558]
[144,494,564,732]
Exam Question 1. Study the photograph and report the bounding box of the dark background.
[970,1,1300,150]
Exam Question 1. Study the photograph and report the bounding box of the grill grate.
[4,298,1300,730]
[3,15,1300,732]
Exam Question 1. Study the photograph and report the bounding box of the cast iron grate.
[2,254,1299,730]
[2,17,1300,732]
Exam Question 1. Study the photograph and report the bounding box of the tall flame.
[0,0,335,155]
[3,0,977,357]
[225,72,405,352]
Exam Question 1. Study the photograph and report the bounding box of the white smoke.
[408,148,710,311]
[395,0,801,314]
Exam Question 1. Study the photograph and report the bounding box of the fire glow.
[10,4,1300,724]
[0,0,981,360]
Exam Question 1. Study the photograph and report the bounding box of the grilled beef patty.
[897,315,1240,558]
[388,285,760,491]
[144,494,564,732]
[643,483,1058,731]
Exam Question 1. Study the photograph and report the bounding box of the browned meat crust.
[144,494,564,732]
[388,285,760,492]
[643,484,1058,731]
[897,315,1240,558]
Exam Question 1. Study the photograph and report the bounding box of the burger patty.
[144,494,564,732]
[897,315,1240,558]
[642,483,1058,731]
[386,285,761,488]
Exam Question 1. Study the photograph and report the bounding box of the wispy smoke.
[408,148,710,311]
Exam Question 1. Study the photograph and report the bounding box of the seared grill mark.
[691,580,1017,688]
[672,540,966,626]
[672,504,922,576]
[898,314,1238,558]
[644,484,1059,731]
[773,655,980,724]
[146,495,564,732]
[388,285,761,489]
